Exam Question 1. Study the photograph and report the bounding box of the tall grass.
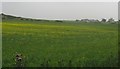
[2,20,118,67]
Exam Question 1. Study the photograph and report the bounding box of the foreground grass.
[0,23,2,68]
[2,20,118,67]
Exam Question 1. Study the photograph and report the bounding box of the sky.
[2,2,118,20]
[0,2,2,14]
[1,0,119,2]
[118,1,120,20]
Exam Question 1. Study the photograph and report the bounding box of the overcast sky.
[2,2,118,20]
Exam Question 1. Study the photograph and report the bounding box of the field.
[2,19,118,67]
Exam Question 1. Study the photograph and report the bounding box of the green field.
[2,19,118,67]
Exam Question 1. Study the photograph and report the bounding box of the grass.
[2,19,118,67]
[0,23,2,68]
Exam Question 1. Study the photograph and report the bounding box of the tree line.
[1,13,119,24]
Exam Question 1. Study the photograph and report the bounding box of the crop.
[2,19,118,67]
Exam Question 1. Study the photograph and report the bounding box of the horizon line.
[1,12,118,21]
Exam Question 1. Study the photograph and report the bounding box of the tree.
[101,18,106,22]
[108,18,114,22]
[76,19,79,22]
